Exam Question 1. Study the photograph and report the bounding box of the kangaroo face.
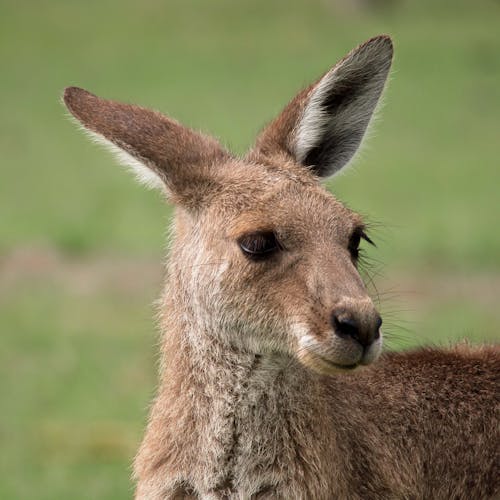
[170,157,382,373]
[63,35,393,375]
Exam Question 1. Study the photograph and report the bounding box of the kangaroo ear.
[63,87,231,204]
[250,35,393,178]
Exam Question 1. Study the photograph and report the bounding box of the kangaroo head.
[64,35,393,375]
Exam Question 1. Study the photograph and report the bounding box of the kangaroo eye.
[349,228,374,260]
[238,231,282,260]
[348,231,361,260]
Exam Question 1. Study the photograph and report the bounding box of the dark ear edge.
[249,35,393,178]
[63,87,232,203]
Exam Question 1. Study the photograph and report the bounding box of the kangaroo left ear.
[63,87,231,206]
[250,35,393,178]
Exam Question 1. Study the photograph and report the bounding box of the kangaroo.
[63,35,499,499]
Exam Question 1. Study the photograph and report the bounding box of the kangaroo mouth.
[298,348,360,375]
[320,356,358,371]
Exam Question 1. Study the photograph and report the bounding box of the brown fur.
[63,36,499,499]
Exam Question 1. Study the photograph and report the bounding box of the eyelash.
[238,231,283,261]
[349,229,374,260]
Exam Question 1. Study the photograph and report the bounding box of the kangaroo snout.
[297,297,383,375]
[332,301,382,349]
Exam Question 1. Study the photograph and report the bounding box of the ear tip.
[364,34,394,58]
[62,86,96,112]
[377,34,394,53]
[373,34,393,45]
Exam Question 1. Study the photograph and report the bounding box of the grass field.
[1,0,499,498]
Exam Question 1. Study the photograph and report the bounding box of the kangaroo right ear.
[250,35,393,178]
[63,87,231,205]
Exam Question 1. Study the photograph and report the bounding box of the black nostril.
[332,312,382,347]
[332,314,361,342]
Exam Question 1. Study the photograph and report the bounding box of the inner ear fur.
[63,87,231,205]
[248,35,393,178]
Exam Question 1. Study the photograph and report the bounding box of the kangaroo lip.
[302,349,360,372]
[319,356,358,371]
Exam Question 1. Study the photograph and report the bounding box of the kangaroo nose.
[332,309,382,348]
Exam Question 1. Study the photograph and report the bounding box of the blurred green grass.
[1,266,154,498]
[1,0,499,498]
[1,0,499,267]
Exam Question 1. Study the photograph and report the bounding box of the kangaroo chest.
[181,357,338,499]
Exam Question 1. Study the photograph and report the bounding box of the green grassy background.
[1,0,499,497]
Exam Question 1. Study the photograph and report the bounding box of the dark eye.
[238,231,282,260]
[348,228,374,260]
[348,231,361,260]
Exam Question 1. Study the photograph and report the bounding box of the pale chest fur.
[193,356,338,498]
[136,352,344,499]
